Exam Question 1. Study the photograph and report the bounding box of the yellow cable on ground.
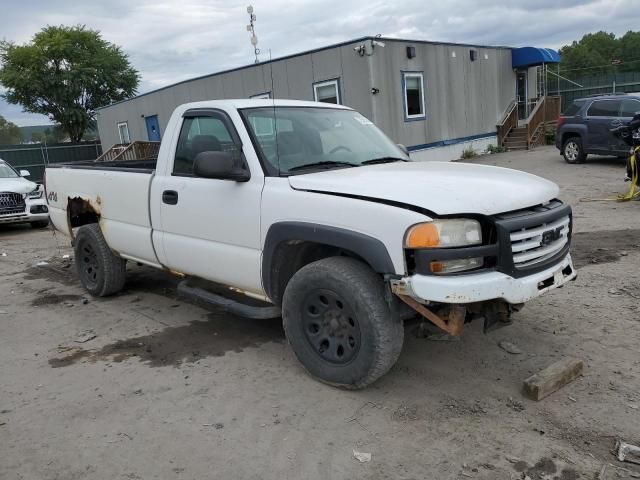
[580,147,640,202]
[620,147,640,201]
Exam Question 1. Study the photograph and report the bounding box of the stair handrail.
[526,96,547,148]
[94,141,160,163]
[497,100,518,146]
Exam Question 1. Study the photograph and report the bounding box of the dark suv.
[556,93,640,163]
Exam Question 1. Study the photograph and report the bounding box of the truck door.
[584,99,622,152]
[153,109,264,294]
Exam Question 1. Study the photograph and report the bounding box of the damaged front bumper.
[395,253,576,305]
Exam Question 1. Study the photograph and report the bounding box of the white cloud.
[0,0,638,126]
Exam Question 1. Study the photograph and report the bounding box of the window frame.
[313,78,341,105]
[171,108,247,178]
[117,122,131,144]
[586,99,622,118]
[401,71,426,121]
[250,92,271,99]
[619,98,640,118]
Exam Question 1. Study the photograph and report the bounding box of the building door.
[145,115,161,141]
[516,71,528,120]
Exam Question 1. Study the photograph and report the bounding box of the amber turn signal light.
[404,223,440,248]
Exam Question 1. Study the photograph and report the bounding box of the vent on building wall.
[406,46,416,59]
[469,49,478,61]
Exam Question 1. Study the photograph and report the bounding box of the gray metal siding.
[96,38,515,151]
[368,40,515,149]
[96,39,372,148]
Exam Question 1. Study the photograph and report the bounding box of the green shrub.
[486,144,508,154]
[460,145,478,159]
[545,130,556,145]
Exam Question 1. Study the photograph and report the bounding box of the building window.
[402,72,425,120]
[313,79,341,104]
[251,92,271,99]
[117,122,131,144]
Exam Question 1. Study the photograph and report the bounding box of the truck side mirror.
[19,169,31,177]
[193,151,250,182]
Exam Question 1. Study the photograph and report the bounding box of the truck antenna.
[268,49,281,175]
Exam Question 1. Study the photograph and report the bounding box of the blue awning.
[512,47,560,69]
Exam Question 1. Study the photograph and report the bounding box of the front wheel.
[74,224,126,297]
[282,257,404,389]
[562,137,586,164]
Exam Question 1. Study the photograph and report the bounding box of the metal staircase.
[497,96,561,151]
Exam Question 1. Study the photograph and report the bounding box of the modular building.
[96,36,559,161]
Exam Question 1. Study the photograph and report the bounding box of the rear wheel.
[562,137,586,164]
[282,257,404,389]
[74,224,126,297]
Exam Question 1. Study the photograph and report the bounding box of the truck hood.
[0,177,37,195]
[288,161,559,215]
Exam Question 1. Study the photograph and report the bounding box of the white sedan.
[0,159,49,228]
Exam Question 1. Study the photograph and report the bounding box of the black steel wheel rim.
[301,288,361,365]
[80,240,99,288]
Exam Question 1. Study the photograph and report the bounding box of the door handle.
[162,190,178,205]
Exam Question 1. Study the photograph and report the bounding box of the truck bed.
[46,160,161,267]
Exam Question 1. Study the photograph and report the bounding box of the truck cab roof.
[176,99,354,111]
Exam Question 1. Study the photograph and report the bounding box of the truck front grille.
[0,192,26,216]
[510,215,571,268]
[494,200,572,277]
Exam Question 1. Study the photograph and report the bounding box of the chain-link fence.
[548,70,640,111]
[0,142,102,183]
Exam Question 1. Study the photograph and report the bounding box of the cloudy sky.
[0,0,637,125]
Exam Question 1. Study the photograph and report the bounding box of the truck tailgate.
[46,166,159,266]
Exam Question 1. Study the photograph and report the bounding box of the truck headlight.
[405,219,483,274]
[404,219,482,249]
[28,186,44,199]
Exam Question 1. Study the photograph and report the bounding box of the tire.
[282,257,404,389]
[74,224,126,297]
[30,220,49,229]
[562,137,586,164]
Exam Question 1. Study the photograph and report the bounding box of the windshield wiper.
[288,161,358,173]
[360,157,408,165]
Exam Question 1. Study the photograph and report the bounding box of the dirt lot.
[1,146,639,480]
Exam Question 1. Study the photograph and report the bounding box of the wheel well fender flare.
[561,128,586,145]
[262,221,396,302]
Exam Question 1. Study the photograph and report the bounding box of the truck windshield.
[240,107,408,175]
[0,162,19,179]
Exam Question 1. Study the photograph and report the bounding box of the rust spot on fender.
[67,196,101,239]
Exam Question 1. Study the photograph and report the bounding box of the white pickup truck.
[46,99,576,388]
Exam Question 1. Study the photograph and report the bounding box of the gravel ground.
[1,146,639,480]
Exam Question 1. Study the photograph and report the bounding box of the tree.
[0,25,139,142]
[559,30,640,75]
[30,125,68,144]
[0,115,21,145]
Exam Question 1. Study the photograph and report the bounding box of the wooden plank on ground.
[523,357,583,401]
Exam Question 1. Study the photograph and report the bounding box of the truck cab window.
[173,116,240,176]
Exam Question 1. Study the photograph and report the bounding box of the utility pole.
[246,6,260,64]
[612,59,622,94]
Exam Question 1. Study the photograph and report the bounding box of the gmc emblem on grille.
[541,226,563,246]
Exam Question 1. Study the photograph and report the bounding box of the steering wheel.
[329,146,352,154]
